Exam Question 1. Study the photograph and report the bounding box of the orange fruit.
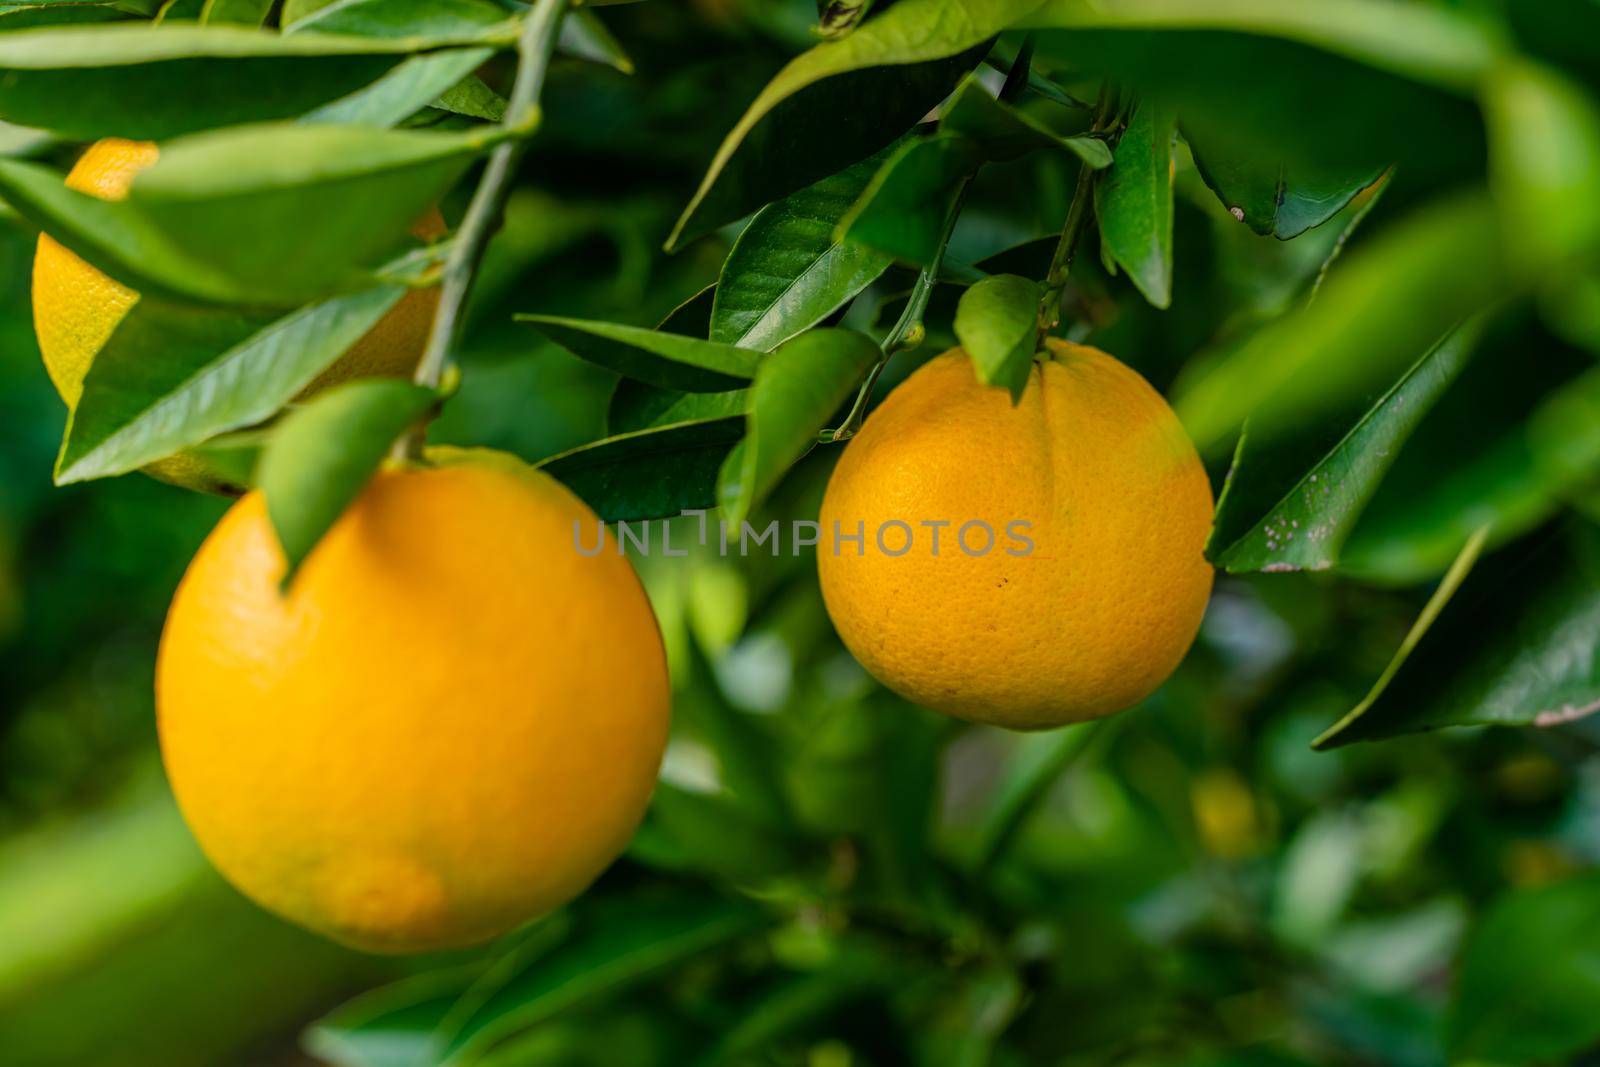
[31,137,444,494]
[157,449,670,952]
[818,342,1213,730]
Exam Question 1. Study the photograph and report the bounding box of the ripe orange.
[31,137,444,493]
[818,342,1213,730]
[157,449,670,952]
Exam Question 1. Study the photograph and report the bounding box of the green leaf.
[837,133,982,265]
[1484,58,1600,270]
[0,24,452,139]
[666,0,1041,248]
[940,76,1111,168]
[1095,101,1174,306]
[717,328,879,525]
[557,9,633,75]
[1449,873,1600,1063]
[260,379,438,582]
[437,895,768,1062]
[1174,192,1504,453]
[711,147,896,352]
[519,316,762,391]
[1022,0,1500,91]
[301,48,494,127]
[630,784,801,884]
[56,286,407,485]
[0,2,131,30]
[968,723,1102,872]
[539,418,746,523]
[1185,128,1385,240]
[199,0,271,25]
[608,381,747,435]
[283,0,511,39]
[919,970,1024,1067]
[432,75,506,122]
[127,123,484,306]
[1316,520,1600,748]
[305,967,482,1067]
[1207,322,1482,574]
[953,274,1041,402]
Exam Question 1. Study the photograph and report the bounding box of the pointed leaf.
[608,381,746,435]
[1095,100,1174,307]
[1185,128,1386,240]
[519,315,762,391]
[941,76,1110,167]
[539,418,746,522]
[56,285,407,484]
[1208,322,1482,574]
[283,0,511,39]
[261,379,438,581]
[718,328,879,524]
[711,147,895,352]
[954,274,1041,402]
[557,9,633,74]
[1316,520,1600,749]
[667,0,1042,248]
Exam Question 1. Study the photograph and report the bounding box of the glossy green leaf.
[0,24,446,138]
[1096,100,1175,306]
[1339,319,1596,582]
[1208,322,1481,574]
[0,2,131,29]
[1174,192,1504,453]
[437,895,767,1062]
[1185,128,1385,240]
[718,328,879,524]
[1449,873,1600,1063]
[539,418,746,523]
[941,76,1111,168]
[711,147,895,352]
[128,123,485,306]
[837,133,982,265]
[608,381,746,435]
[261,379,438,582]
[301,48,493,127]
[519,315,762,391]
[667,0,1041,248]
[283,0,511,39]
[1317,520,1600,748]
[1484,58,1600,270]
[57,286,406,485]
[1023,0,1500,91]
[432,75,505,122]
[953,274,1041,402]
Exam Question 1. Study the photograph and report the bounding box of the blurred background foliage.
[1,0,1599,1065]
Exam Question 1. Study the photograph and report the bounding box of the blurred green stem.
[1036,87,1120,342]
[971,718,1115,876]
[400,0,571,456]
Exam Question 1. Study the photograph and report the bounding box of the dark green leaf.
[305,968,482,1067]
[629,784,801,884]
[260,379,437,582]
[439,895,767,1062]
[432,75,505,122]
[1449,873,1600,1063]
[1208,322,1482,574]
[200,0,271,25]
[301,48,494,127]
[57,286,407,484]
[557,9,632,75]
[1185,127,1385,240]
[1316,520,1600,748]
[837,133,982,265]
[718,328,878,524]
[919,970,1024,1067]
[953,274,1041,402]
[711,147,895,351]
[1096,101,1175,306]
[0,2,131,30]
[941,76,1111,168]
[666,0,1037,248]
[539,418,745,522]
[0,24,451,139]
[519,315,761,391]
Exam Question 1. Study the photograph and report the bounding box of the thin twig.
[1036,87,1120,343]
[399,0,571,456]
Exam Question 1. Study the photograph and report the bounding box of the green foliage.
[3,0,1600,1064]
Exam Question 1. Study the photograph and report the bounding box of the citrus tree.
[1,0,1599,1065]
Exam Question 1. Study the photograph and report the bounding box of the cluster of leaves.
[2,0,1600,1064]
